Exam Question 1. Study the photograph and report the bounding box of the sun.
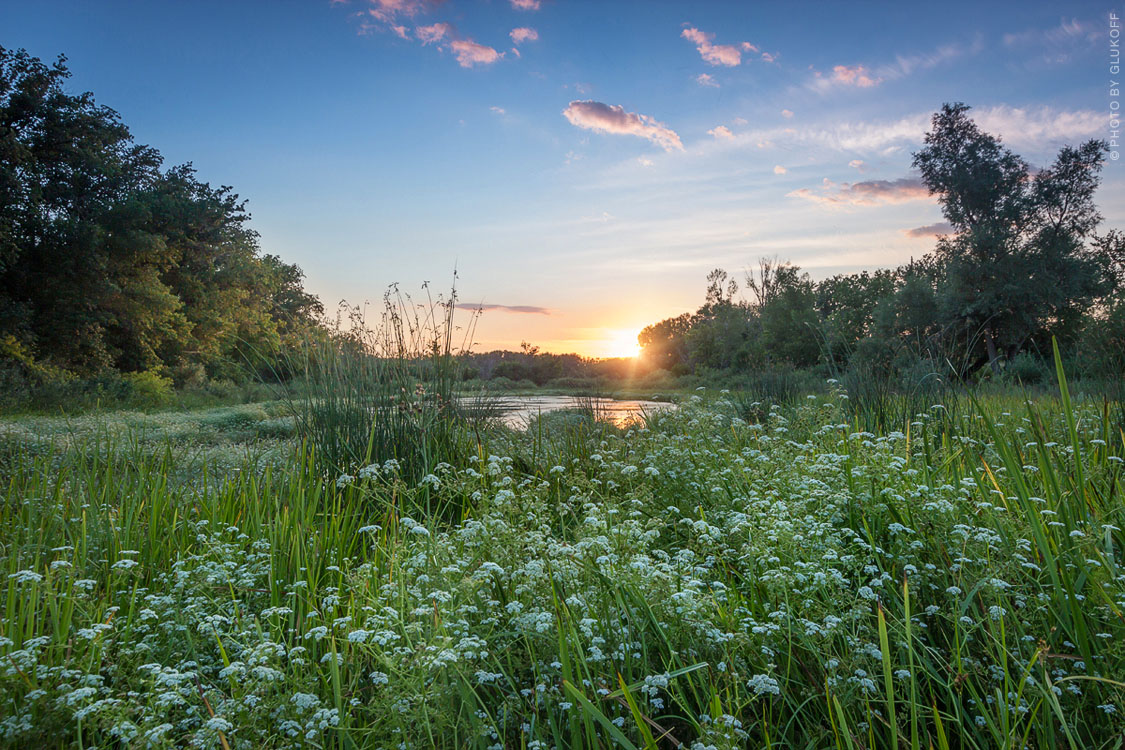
[604,328,642,359]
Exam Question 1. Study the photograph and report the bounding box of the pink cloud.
[781,109,793,119]
[351,2,503,69]
[681,26,756,67]
[563,100,683,152]
[830,64,881,87]
[707,125,733,139]
[450,38,503,67]
[788,177,931,207]
[696,73,719,88]
[773,165,787,175]
[366,0,439,23]
[415,22,452,44]
[904,221,954,238]
[411,22,502,67]
[510,27,538,44]
[510,0,540,9]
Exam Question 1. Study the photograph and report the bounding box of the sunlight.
[603,327,642,358]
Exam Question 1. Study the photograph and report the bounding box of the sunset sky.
[4,1,1121,357]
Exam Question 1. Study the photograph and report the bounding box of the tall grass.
[1,351,1123,748]
[283,281,481,483]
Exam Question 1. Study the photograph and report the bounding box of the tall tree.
[0,46,321,380]
[913,103,1109,370]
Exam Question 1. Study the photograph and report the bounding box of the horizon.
[3,0,1121,357]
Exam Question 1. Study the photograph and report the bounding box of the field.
[2,360,1124,749]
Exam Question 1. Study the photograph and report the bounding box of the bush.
[1002,352,1050,386]
[122,370,174,406]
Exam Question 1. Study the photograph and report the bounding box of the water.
[467,395,670,428]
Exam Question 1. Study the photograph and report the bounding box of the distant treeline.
[639,104,1125,385]
[460,344,639,388]
[0,47,323,395]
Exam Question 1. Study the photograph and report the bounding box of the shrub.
[122,369,174,406]
[1002,351,1050,386]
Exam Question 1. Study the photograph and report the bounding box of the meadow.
[1,344,1123,750]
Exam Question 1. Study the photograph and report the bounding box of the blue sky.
[3,0,1121,355]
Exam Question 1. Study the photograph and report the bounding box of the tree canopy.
[0,46,322,383]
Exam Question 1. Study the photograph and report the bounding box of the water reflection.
[466,395,670,428]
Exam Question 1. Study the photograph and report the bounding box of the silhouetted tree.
[913,103,1109,370]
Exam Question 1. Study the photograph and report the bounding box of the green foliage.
[914,103,1111,369]
[1001,351,1051,386]
[2,363,1124,747]
[0,46,322,391]
[120,369,174,406]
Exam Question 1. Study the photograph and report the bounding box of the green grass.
[1,352,1123,748]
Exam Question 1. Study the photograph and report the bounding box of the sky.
[3,0,1122,357]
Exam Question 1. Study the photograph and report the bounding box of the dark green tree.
[0,46,321,381]
[913,103,1110,370]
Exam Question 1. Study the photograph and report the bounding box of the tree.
[816,269,896,365]
[639,312,693,371]
[747,260,819,367]
[912,103,1109,370]
[0,46,322,381]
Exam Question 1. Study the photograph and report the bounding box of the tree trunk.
[984,328,1000,374]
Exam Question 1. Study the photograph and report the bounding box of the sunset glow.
[602,328,643,359]
[6,1,1120,357]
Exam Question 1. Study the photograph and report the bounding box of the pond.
[462,395,671,429]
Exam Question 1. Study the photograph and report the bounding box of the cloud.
[681,26,756,67]
[809,38,979,92]
[848,159,866,171]
[781,109,793,118]
[708,125,734,139]
[904,221,954,238]
[456,302,549,314]
[510,0,540,9]
[1003,17,1096,47]
[563,100,684,152]
[696,73,719,88]
[510,27,538,44]
[878,39,979,79]
[829,64,881,87]
[490,106,506,115]
[788,176,932,207]
[450,38,503,67]
[726,105,1102,156]
[972,105,1103,149]
[365,0,438,23]
[412,22,502,67]
[357,0,447,34]
[415,22,452,43]
[354,5,502,69]
[773,165,787,175]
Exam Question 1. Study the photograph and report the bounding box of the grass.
[1,346,1123,748]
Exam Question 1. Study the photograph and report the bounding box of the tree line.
[0,47,323,391]
[640,103,1125,384]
